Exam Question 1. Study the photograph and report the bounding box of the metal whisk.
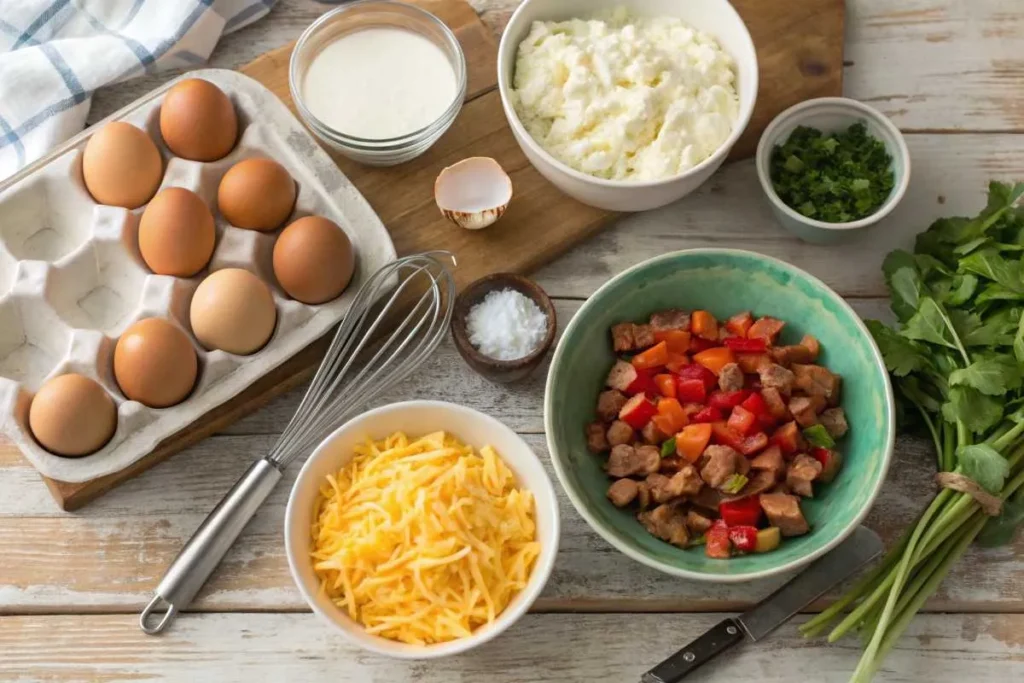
[140,252,456,635]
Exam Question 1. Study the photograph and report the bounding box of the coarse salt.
[466,288,547,361]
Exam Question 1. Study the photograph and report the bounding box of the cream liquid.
[302,27,457,140]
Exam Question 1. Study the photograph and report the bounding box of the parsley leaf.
[958,444,1009,494]
[949,356,1022,396]
[866,320,929,377]
[942,386,1003,432]
[976,495,1024,547]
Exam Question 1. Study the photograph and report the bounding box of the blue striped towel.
[0,0,277,180]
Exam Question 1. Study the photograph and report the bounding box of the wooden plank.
[1,612,1022,681]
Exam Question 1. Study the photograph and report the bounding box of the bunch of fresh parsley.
[800,181,1024,682]
[769,122,895,223]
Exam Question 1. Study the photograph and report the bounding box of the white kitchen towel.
[0,0,277,180]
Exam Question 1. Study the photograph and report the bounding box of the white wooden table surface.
[3,1,1024,680]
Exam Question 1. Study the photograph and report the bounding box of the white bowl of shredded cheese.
[497,0,758,211]
[284,400,560,658]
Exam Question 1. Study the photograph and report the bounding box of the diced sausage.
[792,364,842,405]
[688,486,724,512]
[607,478,639,507]
[647,465,703,503]
[750,445,785,480]
[606,444,660,477]
[748,316,786,344]
[735,453,751,476]
[817,450,844,483]
[685,510,714,535]
[740,469,777,497]
[800,335,820,361]
[771,482,791,496]
[770,344,815,366]
[649,309,691,333]
[659,455,685,473]
[632,324,655,349]
[718,362,744,392]
[717,326,732,342]
[786,453,823,497]
[636,481,652,510]
[586,422,610,453]
[761,387,791,420]
[758,363,796,396]
[820,407,849,438]
[597,389,628,423]
[700,445,741,489]
[606,360,639,392]
[642,419,669,445]
[607,420,635,447]
[759,493,810,536]
[611,323,635,352]
[788,396,820,427]
[638,504,690,547]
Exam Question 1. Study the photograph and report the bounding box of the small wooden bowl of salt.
[451,273,556,383]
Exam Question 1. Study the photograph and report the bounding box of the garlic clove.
[434,157,512,230]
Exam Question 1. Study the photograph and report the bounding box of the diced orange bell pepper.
[654,329,691,354]
[651,415,677,438]
[665,352,690,373]
[693,347,736,375]
[657,397,689,433]
[725,311,754,337]
[631,341,669,370]
[691,310,719,340]
[736,353,771,374]
[676,423,713,462]
[748,316,786,344]
[654,373,677,398]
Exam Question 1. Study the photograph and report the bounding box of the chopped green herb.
[721,473,748,495]
[687,535,707,548]
[802,424,836,449]
[660,437,677,458]
[769,122,895,223]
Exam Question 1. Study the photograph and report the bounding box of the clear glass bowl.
[289,0,467,167]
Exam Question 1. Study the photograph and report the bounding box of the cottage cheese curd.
[510,8,739,181]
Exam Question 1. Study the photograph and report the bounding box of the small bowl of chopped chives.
[755,97,911,243]
[451,273,557,383]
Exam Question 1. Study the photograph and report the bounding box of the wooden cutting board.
[33,0,844,509]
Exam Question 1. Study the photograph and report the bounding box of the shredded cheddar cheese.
[310,431,540,645]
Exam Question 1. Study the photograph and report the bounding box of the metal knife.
[641,526,883,683]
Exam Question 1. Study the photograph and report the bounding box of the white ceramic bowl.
[497,0,758,212]
[284,400,560,659]
[755,97,911,243]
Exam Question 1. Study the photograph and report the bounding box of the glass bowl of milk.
[290,0,467,166]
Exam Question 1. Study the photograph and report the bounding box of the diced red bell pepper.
[740,392,775,428]
[654,373,677,399]
[665,352,690,374]
[728,525,759,553]
[689,336,719,353]
[657,398,689,433]
[654,330,691,355]
[719,496,763,527]
[677,363,718,391]
[725,311,754,337]
[769,421,802,455]
[691,405,724,423]
[693,347,736,375]
[705,519,731,559]
[811,446,832,467]
[691,310,719,340]
[723,337,768,353]
[619,394,658,430]
[711,421,746,450]
[709,389,751,411]
[624,369,657,397]
[676,423,713,462]
[676,377,707,403]
[632,341,669,371]
[727,405,758,436]
[739,431,769,456]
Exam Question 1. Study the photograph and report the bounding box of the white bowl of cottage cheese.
[497,0,758,211]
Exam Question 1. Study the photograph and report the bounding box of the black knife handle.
[641,618,745,683]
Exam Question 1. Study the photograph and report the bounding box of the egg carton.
[0,69,396,483]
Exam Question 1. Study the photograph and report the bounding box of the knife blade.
[641,526,883,683]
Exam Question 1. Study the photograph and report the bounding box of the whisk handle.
[139,458,283,635]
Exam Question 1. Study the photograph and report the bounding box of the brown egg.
[138,187,216,277]
[217,158,296,231]
[273,216,356,304]
[29,374,117,457]
[114,318,198,408]
[82,122,163,209]
[190,268,276,355]
[159,78,238,161]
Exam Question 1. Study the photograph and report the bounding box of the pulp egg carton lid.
[0,68,396,484]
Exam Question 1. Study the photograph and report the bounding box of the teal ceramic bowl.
[544,249,894,582]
